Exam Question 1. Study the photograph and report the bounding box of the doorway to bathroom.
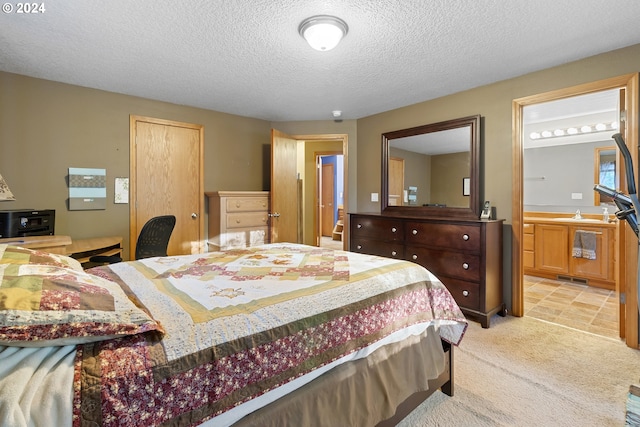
[512,73,640,348]
[522,89,620,339]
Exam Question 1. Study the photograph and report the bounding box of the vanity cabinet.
[533,223,570,275]
[524,215,616,289]
[206,191,270,251]
[350,213,505,328]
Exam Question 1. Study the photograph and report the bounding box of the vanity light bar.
[530,121,618,140]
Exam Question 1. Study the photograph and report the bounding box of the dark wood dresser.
[349,212,505,328]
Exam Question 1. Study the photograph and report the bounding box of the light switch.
[371,193,379,202]
[571,193,583,200]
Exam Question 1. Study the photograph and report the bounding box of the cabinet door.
[523,223,535,269]
[569,226,613,282]
[534,224,569,274]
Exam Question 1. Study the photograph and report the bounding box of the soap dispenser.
[603,207,610,223]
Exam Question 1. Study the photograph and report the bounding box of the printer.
[0,209,55,238]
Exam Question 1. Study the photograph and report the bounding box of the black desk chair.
[90,215,176,264]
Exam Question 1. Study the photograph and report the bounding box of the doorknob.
[191,213,198,219]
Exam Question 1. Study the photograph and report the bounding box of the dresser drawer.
[405,222,480,252]
[351,238,404,259]
[351,217,404,241]
[226,197,269,212]
[439,277,481,311]
[226,212,269,229]
[406,246,481,282]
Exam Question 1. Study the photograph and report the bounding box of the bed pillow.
[0,244,84,272]
[0,245,163,347]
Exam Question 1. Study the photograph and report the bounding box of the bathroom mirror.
[381,115,481,219]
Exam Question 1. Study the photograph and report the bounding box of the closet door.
[130,115,204,258]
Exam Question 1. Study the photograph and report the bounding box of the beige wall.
[355,42,640,307]
[0,71,270,257]
[3,42,640,298]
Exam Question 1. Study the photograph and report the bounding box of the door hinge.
[620,110,627,123]
[620,292,626,304]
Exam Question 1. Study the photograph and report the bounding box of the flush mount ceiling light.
[299,15,348,51]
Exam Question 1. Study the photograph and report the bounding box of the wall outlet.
[371,193,379,202]
[571,192,583,200]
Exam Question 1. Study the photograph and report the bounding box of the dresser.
[349,212,505,328]
[206,191,270,251]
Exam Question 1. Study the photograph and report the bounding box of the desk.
[0,235,123,268]
[66,236,123,268]
[0,235,72,254]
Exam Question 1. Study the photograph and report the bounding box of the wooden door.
[321,162,335,237]
[130,115,204,258]
[270,129,299,243]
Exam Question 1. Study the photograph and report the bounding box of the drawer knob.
[236,219,241,224]
[391,250,397,256]
[462,234,469,241]
[462,290,469,297]
[357,245,362,250]
[236,202,241,207]
[462,263,469,270]
[357,224,362,229]
[391,227,397,233]
[412,229,418,235]
[412,254,418,260]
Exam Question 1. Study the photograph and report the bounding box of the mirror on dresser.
[381,115,481,219]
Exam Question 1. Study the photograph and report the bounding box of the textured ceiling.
[2,1,640,121]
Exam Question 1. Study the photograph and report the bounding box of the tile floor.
[524,275,619,339]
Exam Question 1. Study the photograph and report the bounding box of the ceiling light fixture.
[529,122,618,141]
[299,15,348,51]
[332,110,342,118]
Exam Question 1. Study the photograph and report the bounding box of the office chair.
[89,215,176,265]
[133,215,176,260]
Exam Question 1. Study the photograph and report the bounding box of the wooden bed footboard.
[376,340,454,427]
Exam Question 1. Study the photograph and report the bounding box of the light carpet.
[399,315,640,426]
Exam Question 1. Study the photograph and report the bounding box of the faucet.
[574,209,582,220]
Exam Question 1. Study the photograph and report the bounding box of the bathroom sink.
[552,217,602,222]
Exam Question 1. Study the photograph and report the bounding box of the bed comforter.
[0,243,467,427]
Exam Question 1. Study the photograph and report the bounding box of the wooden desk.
[0,235,123,268]
[0,235,72,254]
[66,236,123,267]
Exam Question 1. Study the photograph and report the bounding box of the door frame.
[511,73,639,348]
[283,133,348,250]
[315,151,344,246]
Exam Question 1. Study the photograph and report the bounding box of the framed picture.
[462,177,470,196]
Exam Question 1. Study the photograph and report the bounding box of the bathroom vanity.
[523,212,617,289]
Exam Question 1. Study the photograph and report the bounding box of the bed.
[0,242,467,426]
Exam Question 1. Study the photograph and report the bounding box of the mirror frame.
[381,114,481,219]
